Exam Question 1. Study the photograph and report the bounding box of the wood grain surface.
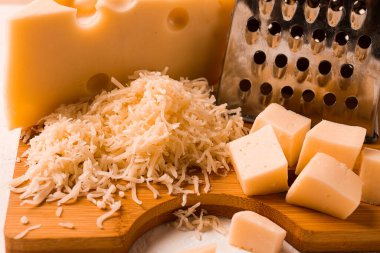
[4,141,380,253]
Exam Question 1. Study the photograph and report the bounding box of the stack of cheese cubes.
[224,103,380,252]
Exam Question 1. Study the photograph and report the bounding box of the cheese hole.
[86,73,111,95]
[168,8,189,31]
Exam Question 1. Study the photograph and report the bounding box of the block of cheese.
[227,125,289,195]
[5,0,235,128]
[287,153,362,219]
[295,120,366,175]
[358,148,380,205]
[228,211,286,253]
[250,103,311,167]
[178,244,216,253]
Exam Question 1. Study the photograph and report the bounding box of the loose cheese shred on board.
[173,202,227,240]
[14,224,42,240]
[58,222,75,229]
[56,206,63,217]
[11,71,245,228]
[96,201,121,229]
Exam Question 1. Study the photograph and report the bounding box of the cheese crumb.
[20,216,29,225]
[11,71,245,227]
[58,222,75,229]
[118,191,125,198]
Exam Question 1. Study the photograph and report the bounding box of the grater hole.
[330,0,344,11]
[345,96,359,110]
[239,79,252,92]
[268,22,282,36]
[302,89,315,102]
[284,0,297,4]
[284,0,297,5]
[290,25,303,39]
[307,0,320,8]
[260,82,272,95]
[323,93,336,106]
[318,60,332,75]
[247,16,261,33]
[335,31,349,46]
[275,54,288,68]
[253,50,266,65]
[281,86,293,99]
[358,35,371,49]
[353,0,366,15]
[297,57,309,72]
[312,29,326,43]
[340,64,354,78]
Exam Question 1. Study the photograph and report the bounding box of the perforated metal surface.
[217,0,380,142]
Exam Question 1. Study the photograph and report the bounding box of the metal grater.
[217,0,380,142]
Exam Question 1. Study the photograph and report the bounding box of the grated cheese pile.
[11,71,245,228]
[173,202,227,240]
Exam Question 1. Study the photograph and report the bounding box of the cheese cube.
[228,211,286,253]
[358,148,380,205]
[227,125,289,195]
[250,103,311,167]
[5,0,235,128]
[287,153,362,219]
[178,244,216,253]
[295,120,366,175]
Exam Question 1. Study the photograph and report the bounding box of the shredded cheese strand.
[12,71,245,228]
[14,224,42,240]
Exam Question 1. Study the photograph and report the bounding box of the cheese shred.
[173,202,227,240]
[14,224,42,240]
[11,71,245,228]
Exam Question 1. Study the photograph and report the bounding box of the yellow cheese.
[228,211,286,253]
[250,103,311,167]
[295,120,366,175]
[287,153,362,219]
[5,0,235,128]
[358,148,380,205]
[178,244,216,253]
[227,125,289,196]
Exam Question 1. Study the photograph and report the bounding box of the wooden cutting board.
[4,141,380,253]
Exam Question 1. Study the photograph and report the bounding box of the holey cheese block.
[4,0,235,129]
[5,142,380,253]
